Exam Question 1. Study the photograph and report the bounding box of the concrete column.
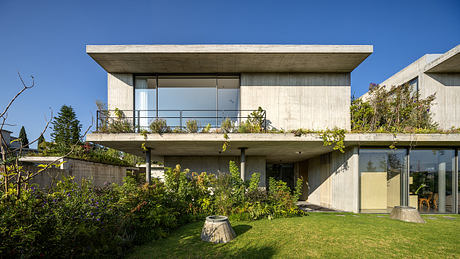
[438,162,446,213]
[239,148,247,181]
[352,147,360,213]
[146,148,151,184]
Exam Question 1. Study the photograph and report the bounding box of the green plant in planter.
[108,108,133,133]
[149,119,171,134]
[186,120,198,133]
[221,118,235,133]
[202,123,212,133]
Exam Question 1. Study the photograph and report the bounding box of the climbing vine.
[319,128,346,153]
[351,82,437,133]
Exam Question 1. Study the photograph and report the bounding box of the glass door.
[409,149,455,213]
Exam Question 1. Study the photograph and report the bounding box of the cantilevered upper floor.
[87,44,373,131]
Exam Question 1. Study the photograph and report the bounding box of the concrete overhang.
[425,44,460,73]
[86,44,373,73]
[86,133,460,163]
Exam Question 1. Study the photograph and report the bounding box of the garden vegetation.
[0,161,304,258]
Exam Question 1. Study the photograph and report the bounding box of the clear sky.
[1,0,459,146]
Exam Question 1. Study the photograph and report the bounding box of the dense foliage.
[0,161,305,258]
[351,83,438,132]
[51,105,82,145]
[35,142,143,167]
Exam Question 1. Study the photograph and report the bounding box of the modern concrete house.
[86,44,459,214]
[376,44,460,129]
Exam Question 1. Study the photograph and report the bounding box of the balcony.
[96,109,267,133]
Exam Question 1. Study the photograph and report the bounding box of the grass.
[128,213,460,259]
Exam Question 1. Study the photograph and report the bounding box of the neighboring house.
[1,129,21,150]
[366,44,460,129]
[86,44,459,214]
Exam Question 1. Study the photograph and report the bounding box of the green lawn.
[128,213,460,259]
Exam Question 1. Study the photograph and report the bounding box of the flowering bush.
[0,161,305,257]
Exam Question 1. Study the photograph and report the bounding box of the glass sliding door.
[410,149,455,213]
[135,76,156,130]
[359,149,406,213]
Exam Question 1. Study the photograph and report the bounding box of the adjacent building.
[376,45,460,129]
[86,44,460,214]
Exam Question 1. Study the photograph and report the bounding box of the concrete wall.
[306,147,359,212]
[240,73,351,131]
[420,73,460,129]
[164,156,267,187]
[27,158,127,188]
[108,73,133,111]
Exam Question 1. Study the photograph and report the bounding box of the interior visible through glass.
[134,75,239,131]
[410,149,455,213]
[359,149,406,213]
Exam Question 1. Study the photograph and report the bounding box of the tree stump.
[201,215,236,243]
[390,206,425,223]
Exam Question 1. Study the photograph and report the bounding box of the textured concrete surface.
[240,73,351,130]
[87,44,373,73]
[86,132,460,163]
[21,157,127,187]
[108,73,133,111]
[201,216,236,244]
[425,44,460,72]
[306,147,359,213]
[390,206,425,223]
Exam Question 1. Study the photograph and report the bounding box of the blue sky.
[1,0,459,146]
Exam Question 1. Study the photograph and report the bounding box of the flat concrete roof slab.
[86,133,460,163]
[425,44,460,73]
[87,44,373,73]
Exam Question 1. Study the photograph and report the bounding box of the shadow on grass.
[233,224,252,236]
[128,221,278,258]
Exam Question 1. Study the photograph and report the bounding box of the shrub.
[0,161,305,257]
[220,118,235,133]
[149,119,171,134]
[186,120,198,133]
[202,123,212,133]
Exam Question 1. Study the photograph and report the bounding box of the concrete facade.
[376,45,460,129]
[306,147,359,212]
[240,73,351,130]
[86,44,460,213]
[107,73,133,111]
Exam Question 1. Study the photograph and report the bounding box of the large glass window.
[134,75,239,131]
[410,149,455,213]
[217,77,240,125]
[359,149,406,213]
[135,76,156,130]
[158,76,217,128]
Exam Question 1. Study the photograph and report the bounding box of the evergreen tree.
[18,126,29,148]
[51,105,82,145]
[37,134,45,151]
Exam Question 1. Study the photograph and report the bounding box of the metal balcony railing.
[96,109,266,133]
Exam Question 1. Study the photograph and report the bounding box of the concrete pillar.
[146,148,151,184]
[352,147,360,213]
[438,162,446,213]
[239,148,247,181]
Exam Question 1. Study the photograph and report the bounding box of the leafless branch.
[27,117,94,180]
